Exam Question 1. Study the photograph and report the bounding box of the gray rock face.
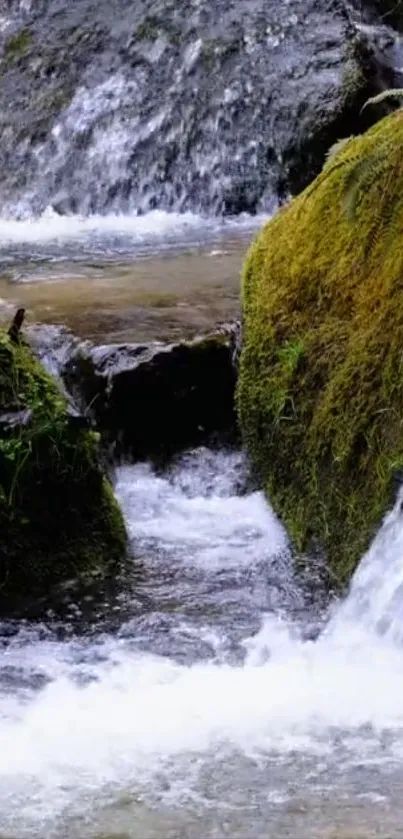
[0,0,400,217]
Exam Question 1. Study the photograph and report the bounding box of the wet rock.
[62,325,239,458]
[25,322,79,379]
[0,407,32,432]
[0,0,400,215]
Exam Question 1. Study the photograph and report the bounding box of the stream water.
[0,211,263,341]
[1,0,403,829]
[1,215,403,837]
[1,445,403,838]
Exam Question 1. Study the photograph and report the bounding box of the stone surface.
[60,325,239,458]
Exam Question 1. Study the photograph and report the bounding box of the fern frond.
[361,88,403,113]
[362,192,395,257]
[364,164,403,255]
[380,180,403,239]
[305,152,361,205]
[342,156,375,221]
[341,150,391,222]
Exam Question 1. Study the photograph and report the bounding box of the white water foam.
[1,451,403,835]
[115,451,286,570]
[326,486,403,645]
[0,207,268,259]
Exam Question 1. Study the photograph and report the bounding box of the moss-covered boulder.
[0,329,127,604]
[237,110,403,585]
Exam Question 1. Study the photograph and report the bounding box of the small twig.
[8,308,25,344]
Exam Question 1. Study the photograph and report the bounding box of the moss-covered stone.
[0,329,127,604]
[237,110,403,586]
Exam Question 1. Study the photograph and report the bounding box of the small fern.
[338,90,403,233]
[342,154,391,222]
[361,88,403,112]
[341,157,373,221]
[311,97,403,253]
[321,87,403,179]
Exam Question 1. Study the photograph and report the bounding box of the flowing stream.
[1,0,403,831]
[2,446,403,838]
[0,211,263,341]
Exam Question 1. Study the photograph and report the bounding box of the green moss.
[237,110,403,586]
[136,16,160,42]
[135,17,182,46]
[0,330,127,603]
[2,29,32,67]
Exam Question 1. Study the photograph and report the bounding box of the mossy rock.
[0,330,127,605]
[237,110,403,585]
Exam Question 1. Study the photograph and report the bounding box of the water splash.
[0,206,268,261]
[0,450,403,836]
[326,487,403,645]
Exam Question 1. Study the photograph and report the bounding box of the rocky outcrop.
[0,326,127,606]
[61,325,238,459]
[0,0,399,216]
[237,110,403,585]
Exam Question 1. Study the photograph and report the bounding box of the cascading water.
[1,1,403,836]
[0,0,400,219]
[0,0,400,329]
[326,486,403,644]
[1,448,403,838]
